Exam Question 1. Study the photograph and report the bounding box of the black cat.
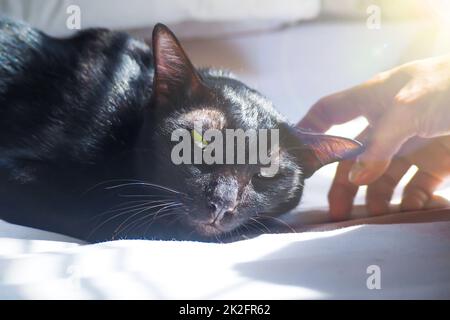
[0,17,362,242]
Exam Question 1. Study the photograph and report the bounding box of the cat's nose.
[208,201,235,224]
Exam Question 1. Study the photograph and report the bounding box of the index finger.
[297,85,372,133]
[328,159,359,221]
[328,128,370,220]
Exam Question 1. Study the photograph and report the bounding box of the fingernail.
[348,161,369,185]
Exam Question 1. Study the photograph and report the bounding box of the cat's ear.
[291,128,364,178]
[152,23,204,105]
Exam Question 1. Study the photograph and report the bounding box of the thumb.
[348,108,415,185]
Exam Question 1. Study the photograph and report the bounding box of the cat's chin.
[192,222,233,237]
[196,224,223,236]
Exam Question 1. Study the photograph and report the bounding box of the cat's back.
[0,17,48,89]
[0,17,154,166]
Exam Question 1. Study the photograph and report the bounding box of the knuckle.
[403,185,430,200]
[385,104,417,137]
[367,70,391,85]
[392,94,413,108]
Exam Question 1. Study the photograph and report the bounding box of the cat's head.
[138,24,362,238]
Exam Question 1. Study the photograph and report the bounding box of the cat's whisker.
[235,228,245,241]
[105,182,187,196]
[120,202,184,237]
[89,199,173,220]
[113,202,179,236]
[138,205,183,228]
[142,203,184,231]
[249,217,272,233]
[244,222,261,234]
[234,228,243,241]
[214,233,223,244]
[152,211,186,222]
[135,211,186,239]
[251,223,269,235]
[83,179,193,200]
[229,229,238,242]
[88,201,177,239]
[82,178,147,196]
[110,199,173,210]
[112,199,157,208]
[89,202,155,223]
[88,207,146,240]
[138,205,185,237]
[114,206,180,238]
[118,193,177,199]
[257,215,297,233]
[238,224,252,239]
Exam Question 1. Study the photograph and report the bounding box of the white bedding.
[1,220,449,299]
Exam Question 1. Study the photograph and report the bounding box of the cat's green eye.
[191,129,209,149]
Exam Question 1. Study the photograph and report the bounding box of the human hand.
[298,55,450,220]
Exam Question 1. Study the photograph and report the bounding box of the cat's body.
[0,18,361,242]
[0,19,154,240]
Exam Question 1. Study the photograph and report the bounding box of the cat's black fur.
[0,18,362,242]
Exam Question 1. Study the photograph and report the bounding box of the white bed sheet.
[1,220,449,299]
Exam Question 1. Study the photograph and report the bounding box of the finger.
[328,128,370,221]
[424,195,450,210]
[328,159,359,221]
[348,106,415,185]
[297,85,371,132]
[401,170,443,211]
[366,158,411,215]
[406,136,450,178]
[297,66,408,133]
